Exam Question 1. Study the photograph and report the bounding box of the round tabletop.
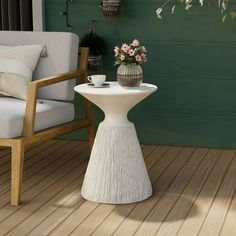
[74,82,157,96]
[74,81,157,124]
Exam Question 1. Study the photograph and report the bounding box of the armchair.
[0,31,94,206]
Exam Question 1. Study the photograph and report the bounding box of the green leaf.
[230,11,236,19]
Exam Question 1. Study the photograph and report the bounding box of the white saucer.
[87,83,110,88]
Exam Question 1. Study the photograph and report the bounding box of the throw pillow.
[0,44,44,100]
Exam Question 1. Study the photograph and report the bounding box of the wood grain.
[0,141,235,236]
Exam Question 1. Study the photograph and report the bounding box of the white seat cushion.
[0,97,75,138]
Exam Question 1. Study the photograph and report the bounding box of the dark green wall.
[45,0,236,148]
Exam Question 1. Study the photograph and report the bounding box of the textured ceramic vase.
[117,64,143,87]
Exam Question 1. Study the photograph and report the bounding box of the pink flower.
[142,46,147,53]
[135,55,142,62]
[114,46,119,53]
[141,53,147,62]
[120,55,125,61]
[131,39,140,47]
[121,43,130,52]
[128,49,135,56]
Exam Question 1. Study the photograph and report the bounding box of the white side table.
[74,82,157,204]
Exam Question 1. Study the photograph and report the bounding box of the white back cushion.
[0,31,79,101]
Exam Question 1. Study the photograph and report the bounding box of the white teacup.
[88,75,106,87]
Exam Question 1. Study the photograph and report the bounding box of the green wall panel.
[45,0,236,148]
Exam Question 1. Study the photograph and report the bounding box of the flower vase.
[117,64,143,87]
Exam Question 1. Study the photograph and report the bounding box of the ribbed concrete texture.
[81,122,152,204]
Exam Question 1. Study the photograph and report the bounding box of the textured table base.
[81,122,152,204]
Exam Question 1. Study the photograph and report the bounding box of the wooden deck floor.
[0,140,236,236]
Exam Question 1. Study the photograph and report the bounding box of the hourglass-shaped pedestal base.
[81,121,152,204]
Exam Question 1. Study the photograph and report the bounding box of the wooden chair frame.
[0,47,95,206]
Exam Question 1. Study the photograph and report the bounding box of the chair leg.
[80,69,95,149]
[88,125,95,150]
[84,97,95,150]
[11,140,24,206]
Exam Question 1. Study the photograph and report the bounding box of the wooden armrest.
[30,47,89,88]
[22,47,89,138]
[31,70,83,88]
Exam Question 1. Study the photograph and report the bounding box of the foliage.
[155,0,236,22]
[80,31,106,55]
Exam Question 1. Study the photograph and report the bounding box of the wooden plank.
[48,201,100,236]
[141,145,158,159]
[0,143,235,236]
[177,149,235,236]
[198,154,236,236]
[156,149,234,236]
[70,204,115,236]
[26,192,86,236]
[145,146,169,170]
[5,144,89,236]
[0,146,10,152]
[91,204,133,236]
[111,147,199,236]
[0,140,76,192]
[0,140,67,206]
[0,144,90,234]
[133,148,211,236]
[0,140,68,186]
[5,158,89,235]
[0,141,79,194]
[220,191,236,236]
[0,141,89,213]
[0,148,11,165]
[0,140,58,167]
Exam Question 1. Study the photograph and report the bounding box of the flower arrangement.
[114,39,147,65]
